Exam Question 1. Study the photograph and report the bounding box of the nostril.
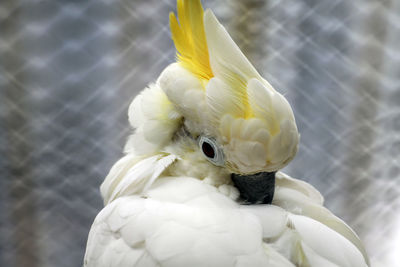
[231,172,276,205]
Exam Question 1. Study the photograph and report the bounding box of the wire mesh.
[0,0,399,266]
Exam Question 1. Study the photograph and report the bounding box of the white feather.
[290,214,367,267]
[124,130,159,155]
[85,177,292,267]
[274,173,369,265]
[85,6,368,267]
[105,154,177,204]
[219,114,234,141]
[206,77,246,122]
[247,79,276,128]
[126,82,182,154]
[100,153,141,205]
[128,93,145,129]
[276,172,324,205]
[204,10,262,86]
[86,173,369,267]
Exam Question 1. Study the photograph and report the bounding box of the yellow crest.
[169,0,213,81]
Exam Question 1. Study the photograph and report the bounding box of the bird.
[84,0,369,266]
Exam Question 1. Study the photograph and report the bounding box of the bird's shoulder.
[273,172,369,267]
[86,173,368,267]
[84,177,294,267]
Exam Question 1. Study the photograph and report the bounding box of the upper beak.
[231,172,276,204]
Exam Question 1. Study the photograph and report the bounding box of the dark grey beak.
[231,172,276,205]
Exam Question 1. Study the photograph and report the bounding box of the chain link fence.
[1,0,399,266]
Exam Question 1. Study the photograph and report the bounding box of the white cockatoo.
[84,1,369,266]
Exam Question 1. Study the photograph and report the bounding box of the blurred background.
[0,0,399,266]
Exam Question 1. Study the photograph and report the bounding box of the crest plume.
[169,0,213,81]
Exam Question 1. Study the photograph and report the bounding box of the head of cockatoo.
[126,0,299,204]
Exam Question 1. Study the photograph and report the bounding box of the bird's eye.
[198,136,224,166]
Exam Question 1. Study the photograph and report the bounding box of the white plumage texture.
[84,1,369,266]
[85,168,367,267]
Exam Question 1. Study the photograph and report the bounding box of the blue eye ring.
[198,136,224,166]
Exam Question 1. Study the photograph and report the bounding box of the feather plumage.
[85,1,369,266]
[101,154,177,204]
[126,83,182,154]
[169,0,213,81]
[85,174,368,267]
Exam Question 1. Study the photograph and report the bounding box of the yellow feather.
[169,0,213,82]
